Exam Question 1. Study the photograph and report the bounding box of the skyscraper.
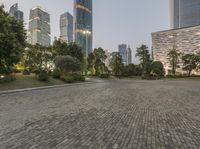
[60,12,73,43]
[118,44,127,65]
[74,0,93,56]
[126,46,132,65]
[9,3,23,21]
[28,6,51,46]
[170,0,200,29]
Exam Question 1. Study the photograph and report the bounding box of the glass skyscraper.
[9,3,24,21]
[74,0,93,56]
[28,7,51,47]
[170,0,200,29]
[60,12,73,43]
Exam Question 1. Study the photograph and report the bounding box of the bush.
[52,69,61,78]
[72,74,85,82]
[23,69,30,75]
[60,75,75,83]
[38,70,49,82]
[0,75,15,83]
[99,74,109,78]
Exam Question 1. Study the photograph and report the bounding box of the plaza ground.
[0,79,199,149]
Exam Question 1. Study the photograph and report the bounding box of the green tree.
[92,48,107,76]
[110,52,123,77]
[0,5,26,74]
[150,61,165,77]
[87,53,95,74]
[52,40,84,63]
[167,48,181,76]
[135,45,151,77]
[54,55,81,74]
[122,64,136,77]
[182,54,199,76]
[24,44,53,73]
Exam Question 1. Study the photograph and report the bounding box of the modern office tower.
[9,3,24,21]
[74,0,93,56]
[28,6,51,46]
[126,46,132,65]
[60,12,73,43]
[118,44,127,65]
[170,0,200,29]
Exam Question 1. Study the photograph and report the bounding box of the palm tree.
[167,48,181,76]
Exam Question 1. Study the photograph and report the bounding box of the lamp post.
[83,30,91,58]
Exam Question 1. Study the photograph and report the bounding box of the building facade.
[28,7,51,47]
[74,0,93,56]
[9,3,23,21]
[152,25,200,75]
[170,0,200,29]
[60,12,73,43]
[118,44,127,65]
[126,46,132,65]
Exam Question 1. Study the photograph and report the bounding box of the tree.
[135,45,151,77]
[54,55,81,74]
[87,53,95,74]
[0,5,26,74]
[122,64,136,77]
[52,40,84,63]
[150,61,165,77]
[167,48,181,76]
[182,54,199,76]
[24,44,53,73]
[110,52,123,77]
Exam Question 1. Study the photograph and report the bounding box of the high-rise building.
[126,46,132,65]
[9,3,23,21]
[60,12,73,43]
[170,0,200,29]
[28,6,51,46]
[74,0,93,56]
[118,44,127,65]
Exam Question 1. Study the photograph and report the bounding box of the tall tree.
[110,52,123,77]
[0,5,26,74]
[93,48,107,75]
[135,45,151,76]
[167,48,181,76]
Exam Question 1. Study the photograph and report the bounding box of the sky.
[1,0,169,63]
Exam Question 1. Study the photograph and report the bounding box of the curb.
[0,81,95,95]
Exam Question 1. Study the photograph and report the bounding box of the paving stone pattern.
[0,80,199,149]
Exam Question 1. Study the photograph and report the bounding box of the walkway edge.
[0,81,94,95]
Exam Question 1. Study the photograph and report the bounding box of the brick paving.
[0,79,199,149]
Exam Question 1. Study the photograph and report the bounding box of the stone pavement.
[0,79,199,149]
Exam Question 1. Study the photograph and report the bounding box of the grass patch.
[0,74,65,91]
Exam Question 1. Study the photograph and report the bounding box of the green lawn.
[0,74,65,91]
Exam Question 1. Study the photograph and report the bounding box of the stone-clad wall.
[152,25,200,74]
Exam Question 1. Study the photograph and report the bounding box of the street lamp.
[83,30,91,58]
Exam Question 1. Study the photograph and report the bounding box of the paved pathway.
[0,80,199,149]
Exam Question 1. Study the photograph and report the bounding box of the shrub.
[52,69,61,78]
[60,75,75,83]
[38,70,49,82]
[0,75,15,83]
[99,74,109,78]
[72,74,85,82]
[23,69,30,75]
